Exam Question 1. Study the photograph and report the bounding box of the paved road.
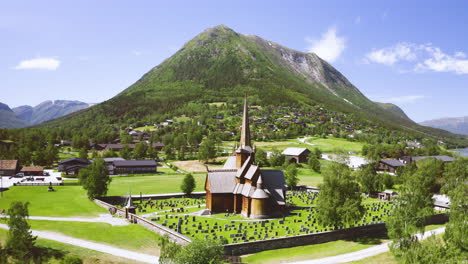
[285,227,446,264]
[0,223,158,264]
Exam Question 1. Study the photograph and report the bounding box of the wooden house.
[378,159,406,174]
[282,148,311,163]
[205,98,287,219]
[0,160,19,176]
[20,166,44,176]
[58,158,91,175]
[112,160,158,175]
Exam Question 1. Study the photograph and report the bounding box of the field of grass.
[0,219,162,255]
[0,228,144,264]
[243,238,383,264]
[306,137,364,153]
[0,186,105,217]
[107,173,206,196]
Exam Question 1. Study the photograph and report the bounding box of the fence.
[94,198,192,245]
[14,182,64,186]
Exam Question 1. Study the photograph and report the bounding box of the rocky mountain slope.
[420,116,468,135]
[0,100,91,128]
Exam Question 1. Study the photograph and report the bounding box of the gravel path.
[285,227,446,264]
[0,223,158,264]
[1,214,129,226]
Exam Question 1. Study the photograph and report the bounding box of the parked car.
[15,173,24,178]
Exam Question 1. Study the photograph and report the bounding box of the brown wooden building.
[0,160,20,176]
[377,159,406,174]
[282,148,311,163]
[20,166,44,176]
[205,98,287,219]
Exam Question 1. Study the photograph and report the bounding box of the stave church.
[204,98,287,219]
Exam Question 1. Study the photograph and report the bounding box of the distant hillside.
[0,102,29,128]
[0,100,91,128]
[36,25,468,146]
[13,100,91,125]
[420,116,468,136]
[375,102,412,121]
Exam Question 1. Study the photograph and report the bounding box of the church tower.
[235,97,255,168]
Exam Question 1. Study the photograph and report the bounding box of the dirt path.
[285,227,446,264]
[2,214,129,226]
[0,223,158,264]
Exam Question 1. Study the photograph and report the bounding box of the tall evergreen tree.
[78,158,111,200]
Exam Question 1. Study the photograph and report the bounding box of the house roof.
[244,165,259,180]
[261,170,286,205]
[207,170,237,193]
[282,147,310,156]
[251,188,269,199]
[223,156,237,169]
[380,159,405,167]
[0,160,18,170]
[20,166,43,172]
[113,160,157,167]
[103,158,126,163]
[59,158,91,165]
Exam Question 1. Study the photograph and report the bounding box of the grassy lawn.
[306,137,364,153]
[107,173,206,196]
[0,228,147,264]
[0,186,106,217]
[0,219,162,255]
[243,238,383,264]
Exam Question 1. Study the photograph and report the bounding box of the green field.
[107,173,206,196]
[346,252,397,264]
[0,228,144,264]
[243,238,382,264]
[0,186,105,217]
[306,137,364,153]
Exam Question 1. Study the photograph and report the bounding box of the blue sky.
[1,0,467,122]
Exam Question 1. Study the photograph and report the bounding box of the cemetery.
[112,191,393,244]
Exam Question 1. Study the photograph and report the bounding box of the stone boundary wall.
[223,214,448,255]
[94,198,192,245]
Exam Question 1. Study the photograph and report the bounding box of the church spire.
[240,96,251,148]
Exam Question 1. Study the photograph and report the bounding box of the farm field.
[106,173,206,196]
[306,137,364,154]
[0,186,105,217]
[0,228,143,264]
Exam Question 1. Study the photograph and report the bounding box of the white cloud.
[13,57,60,71]
[131,50,143,56]
[306,27,346,63]
[365,43,417,65]
[372,95,425,104]
[364,43,468,74]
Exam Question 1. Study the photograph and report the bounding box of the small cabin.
[282,148,311,163]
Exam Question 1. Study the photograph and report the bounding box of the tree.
[60,255,83,264]
[316,162,364,227]
[285,163,299,189]
[163,144,175,160]
[355,164,383,194]
[5,201,37,261]
[269,149,285,167]
[133,142,147,159]
[174,239,224,264]
[256,148,269,166]
[198,139,216,162]
[44,143,58,166]
[78,148,88,160]
[313,147,322,159]
[441,158,468,252]
[181,174,196,195]
[386,158,438,254]
[78,158,111,200]
[120,145,131,160]
[158,235,181,264]
[307,155,321,173]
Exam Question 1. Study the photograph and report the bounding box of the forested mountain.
[38,25,467,146]
[420,116,468,136]
[375,102,411,121]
